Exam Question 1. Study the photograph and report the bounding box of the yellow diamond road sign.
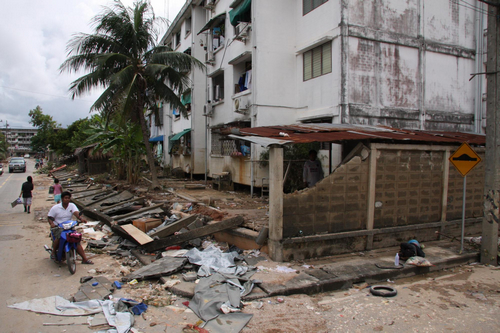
[449,142,482,177]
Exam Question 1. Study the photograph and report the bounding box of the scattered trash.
[276,297,284,303]
[406,256,433,267]
[92,282,99,286]
[275,266,297,274]
[114,281,122,289]
[163,279,181,289]
[128,279,138,285]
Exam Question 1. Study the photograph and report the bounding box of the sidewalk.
[170,240,479,300]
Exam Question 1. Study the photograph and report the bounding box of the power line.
[0,85,95,103]
[453,0,491,16]
[459,0,489,13]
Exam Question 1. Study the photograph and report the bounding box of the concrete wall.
[447,152,485,220]
[283,155,369,238]
[278,144,485,260]
[374,149,444,228]
[345,0,481,132]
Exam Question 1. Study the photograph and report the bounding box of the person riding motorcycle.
[47,191,93,265]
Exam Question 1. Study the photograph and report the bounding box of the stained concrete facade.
[158,0,486,185]
[274,144,485,261]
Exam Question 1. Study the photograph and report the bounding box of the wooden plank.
[73,190,111,200]
[148,215,198,239]
[114,204,165,222]
[120,224,154,245]
[166,189,200,203]
[87,191,135,210]
[184,184,206,190]
[68,187,101,195]
[101,197,146,213]
[144,216,244,252]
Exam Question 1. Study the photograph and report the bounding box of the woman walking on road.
[20,176,34,214]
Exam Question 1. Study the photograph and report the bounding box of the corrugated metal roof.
[232,124,485,146]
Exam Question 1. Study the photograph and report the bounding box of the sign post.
[449,142,482,253]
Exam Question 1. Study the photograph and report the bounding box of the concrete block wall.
[446,152,485,221]
[282,156,369,237]
[374,150,444,228]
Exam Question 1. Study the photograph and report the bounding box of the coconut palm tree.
[60,0,203,188]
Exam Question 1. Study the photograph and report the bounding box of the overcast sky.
[0,0,185,129]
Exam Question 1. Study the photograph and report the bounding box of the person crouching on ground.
[303,149,324,188]
[53,178,63,204]
[47,191,93,265]
[20,176,34,213]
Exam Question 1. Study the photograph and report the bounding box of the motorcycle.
[44,220,82,274]
[0,163,3,175]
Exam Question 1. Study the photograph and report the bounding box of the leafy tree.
[83,117,145,184]
[68,115,102,151]
[60,0,204,189]
[29,106,60,153]
[0,132,8,159]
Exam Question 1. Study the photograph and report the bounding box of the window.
[212,24,225,51]
[185,17,192,36]
[211,132,249,157]
[233,60,252,94]
[173,106,180,120]
[303,0,328,15]
[303,42,332,81]
[175,31,181,48]
[212,71,224,102]
[171,132,191,155]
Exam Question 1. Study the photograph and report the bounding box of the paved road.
[0,162,90,332]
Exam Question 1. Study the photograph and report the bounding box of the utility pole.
[481,0,500,265]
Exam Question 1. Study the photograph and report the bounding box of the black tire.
[370,285,397,297]
[66,248,77,274]
[9,169,12,173]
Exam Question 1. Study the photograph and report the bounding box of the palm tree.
[60,0,203,189]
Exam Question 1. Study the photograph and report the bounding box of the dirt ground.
[4,169,498,333]
[241,265,500,333]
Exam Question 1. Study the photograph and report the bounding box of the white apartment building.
[158,0,487,188]
[1,127,38,156]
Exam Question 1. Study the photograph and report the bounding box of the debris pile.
[35,167,271,331]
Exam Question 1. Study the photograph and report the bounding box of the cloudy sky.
[0,0,185,129]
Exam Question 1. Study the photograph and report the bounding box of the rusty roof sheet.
[234,124,485,146]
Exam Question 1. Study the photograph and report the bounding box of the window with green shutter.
[303,42,332,81]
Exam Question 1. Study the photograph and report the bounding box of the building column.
[365,146,377,250]
[268,145,284,261]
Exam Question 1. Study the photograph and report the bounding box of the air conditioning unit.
[234,96,250,114]
[235,22,251,41]
[205,51,215,65]
[204,103,214,117]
